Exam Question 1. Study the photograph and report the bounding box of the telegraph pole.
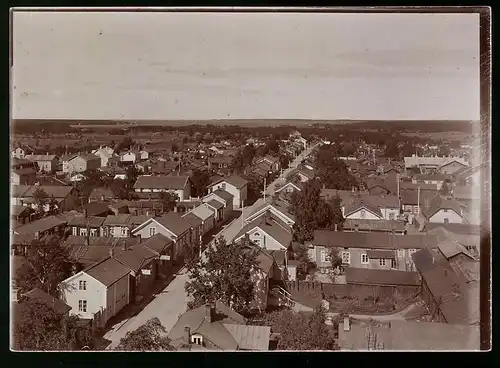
[263,177,267,202]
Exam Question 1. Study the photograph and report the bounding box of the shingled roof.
[133,175,190,190]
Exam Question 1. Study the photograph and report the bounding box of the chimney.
[204,303,213,323]
[334,223,338,232]
[109,247,114,258]
[84,209,88,218]
[343,316,351,331]
[184,326,190,343]
[244,233,250,247]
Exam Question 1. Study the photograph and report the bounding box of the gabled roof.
[83,257,131,287]
[343,219,406,233]
[234,211,293,249]
[103,214,132,226]
[212,189,234,203]
[68,215,106,227]
[400,189,436,206]
[313,230,438,250]
[182,212,203,228]
[454,165,481,180]
[70,154,100,162]
[187,204,216,221]
[275,181,304,193]
[404,156,468,168]
[13,215,67,236]
[344,202,383,219]
[113,245,158,273]
[20,185,74,199]
[211,174,248,189]
[205,199,224,211]
[168,301,248,350]
[11,204,34,217]
[424,196,463,220]
[23,288,71,315]
[25,154,58,161]
[89,187,117,200]
[83,201,112,217]
[154,213,192,236]
[140,233,173,254]
[133,175,190,190]
[246,199,295,224]
[222,324,271,351]
[12,167,37,176]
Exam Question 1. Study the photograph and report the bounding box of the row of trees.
[314,145,359,190]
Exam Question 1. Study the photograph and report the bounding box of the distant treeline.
[12,119,473,139]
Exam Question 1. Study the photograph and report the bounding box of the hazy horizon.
[12,11,480,121]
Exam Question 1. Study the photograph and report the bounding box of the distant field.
[401,131,474,141]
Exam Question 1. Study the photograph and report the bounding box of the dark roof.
[128,215,154,226]
[83,201,112,217]
[103,214,132,226]
[424,222,481,236]
[265,250,286,266]
[23,288,72,315]
[155,213,192,236]
[413,173,449,181]
[113,245,157,273]
[400,181,438,191]
[344,202,383,218]
[411,248,473,324]
[64,235,140,248]
[84,257,131,287]
[140,233,173,254]
[366,249,395,259]
[345,267,420,287]
[343,219,406,232]
[133,175,189,190]
[424,195,463,219]
[182,212,203,227]
[212,189,234,202]
[235,212,292,249]
[247,198,295,223]
[211,174,248,189]
[11,185,31,197]
[168,301,247,349]
[68,216,106,227]
[205,199,224,210]
[17,185,74,199]
[11,204,33,217]
[313,230,438,250]
[400,189,437,206]
[13,215,67,236]
[89,187,117,200]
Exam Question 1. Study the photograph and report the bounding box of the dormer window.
[191,335,203,345]
[360,209,366,219]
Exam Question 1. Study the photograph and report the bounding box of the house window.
[360,210,366,219]
[79,280,87,290]
[443,209,448,212]
[121,227,127,236]
[222,183,226,190]
[397,249,405,257]
[379,259,387,266]
[444,218,449,224]
[150,227,156,236]
[388,212,395,220]
[80,228,87,237]
[78,300,87,312]
[361,254,369,264]
[72,227,78,236]
[254,232,260,237]
[408,249,417,255]
[341,251,351,264]
[391,259,397,269]
[109,227,114,236]
[321,250,328,263]
[90,228,98,237]
[191,335,203,345]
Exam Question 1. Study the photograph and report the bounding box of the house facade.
[59,257,130,328]
[102,215,133,238]
[25,155,59,173]
[133,175,192,202]
[208,175,248,209]
[11,168,37,185]
[66,154,101,174]
[439,160,469,175]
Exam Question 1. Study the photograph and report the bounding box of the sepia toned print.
[10,8,490,351]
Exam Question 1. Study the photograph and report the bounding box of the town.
[11,119,483,351]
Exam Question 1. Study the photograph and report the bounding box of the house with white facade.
[245,199,296,226]
[423,196,466,224]
[102,215,133,238]
[133,175,192,202]
[131,213,193,263]
[233,211,293,251]
[342,195,400,221]
[182,204,216,236]
[120,151,138,163]
[59,257,131,328]
[25,154,59,173]
[274,181,303,195]
[92,147,115,167]
[208,175,248,209]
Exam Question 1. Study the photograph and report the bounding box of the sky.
[11,11,480,121]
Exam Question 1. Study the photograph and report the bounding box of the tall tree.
[383,140,400,159]
[33,188,49,213]
[15,235,74,297]
[13,296,92,351]
[315,146,359,190]
[185,237,259,314]
[440,180,450,196]
[250,306,337,350]
[190,169,211,197]
[115,318,174,351]
[158,192,179,213]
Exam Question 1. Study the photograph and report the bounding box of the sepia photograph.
[10,7,491,352]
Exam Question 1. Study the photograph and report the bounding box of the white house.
[120,151,138,163]
[102,215,133,238]
[275,181,303,195]
[131,214,193,263]
[12,147,27,159]
[25,154,59,173]
[139,150,149,160]
[66,154,101,174]
[59,257,131,327]
[342,195,400,221]
[425,197,465,224]
[133,175,191,202]
[233,211,293,251]
[207,175,249,209]
[245,199,296,226]
[202,189,234,221]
